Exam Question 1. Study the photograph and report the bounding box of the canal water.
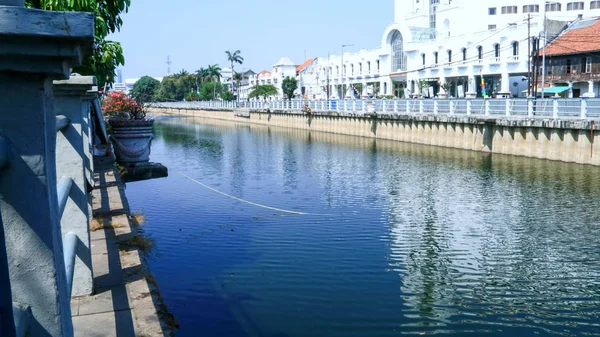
[126,116,600,337]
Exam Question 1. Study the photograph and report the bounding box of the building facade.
[301,0,600,99]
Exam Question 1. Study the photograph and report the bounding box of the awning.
[542,86,570,94]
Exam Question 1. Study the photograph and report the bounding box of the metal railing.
[153,98,600,120]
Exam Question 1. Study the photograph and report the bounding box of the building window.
[429,4,437,29]
[501,6,518,14]
[462,48,467,61]
[489,7,496,15]
[586,56,592,73]
[447,50,452,63]
[367,61,371,73]
[512,41,519,56]
[336,66,339,75]
[391,30,406,72]
[343,65,346,76]
[351,64,354,75]
[421,53,426,66]
[592,0,600,9]
[434,51,439,65]
[567,59,572,74]
[494,44,500,58]
[376,60,380,73]
[546,2,562,11]
[567,2,584,10]
[477,46,483,59]
[522,4,539,13]
[488,24,497,30]
[359,63,362,74]
[384,82,388,95]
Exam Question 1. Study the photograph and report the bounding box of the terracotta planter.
[108,118,154,164]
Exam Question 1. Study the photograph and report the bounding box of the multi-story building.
[537,17,600,97]
[300,0,600,99]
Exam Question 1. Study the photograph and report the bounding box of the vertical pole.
[506,99,511,117]
[394,100,398,113]
[434,100,438,115]
[485,99,491,116]
[467,100,472,115]
[541,7,547,98]
[406,99,410,113]
[527,13,532,97]
[528,97,535,117]
[419,99,424,114]
[553,96,559,119]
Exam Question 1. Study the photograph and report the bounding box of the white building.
[298,0,600,99]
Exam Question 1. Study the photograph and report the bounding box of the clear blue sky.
[110,0,393,79]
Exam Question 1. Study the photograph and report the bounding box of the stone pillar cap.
[0,6,94,78]
[54,75,97,95]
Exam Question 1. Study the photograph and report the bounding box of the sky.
[110,0,393,79]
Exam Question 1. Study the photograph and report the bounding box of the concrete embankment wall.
[148,107,600,166]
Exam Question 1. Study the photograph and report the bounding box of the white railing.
[153,98,600,120]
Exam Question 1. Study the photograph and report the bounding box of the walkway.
[71,164,175,337]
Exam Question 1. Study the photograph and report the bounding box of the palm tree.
[233,72,244,100]
[207,64,222,82]
[225,50,244,102]
[173,69,189,79]
[195,67,208,88]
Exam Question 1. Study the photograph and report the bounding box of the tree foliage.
[282,76,298,100]
[131,76,160,104]
[199,82,224,101]
[155,77,178,102]
[25,0,131,88]
[249,85,278,100]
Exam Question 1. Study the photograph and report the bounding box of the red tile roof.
[296,58,315,73]
[542,19,600,56]
[258,70,272,76]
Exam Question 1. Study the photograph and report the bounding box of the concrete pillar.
[0,3,93,337]
[498,70,510,98]
[53,76,97,297]
[587,80,596,97]
[466,73,477,98]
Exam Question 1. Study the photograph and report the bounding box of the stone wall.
[148,107,600,166]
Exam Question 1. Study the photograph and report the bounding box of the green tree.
[155,76,178,102]
[233,72,244,99]
[249,84,278,100]
[207,64,222,82]
[199,82,224,101]
[26,0,131,88]
[222,90,234,101]
[195,67,209,85]
[175,74,197,101]
[282,76,298,100]
[131,76,160,104]
[185,92,200,101]
[225,50,244,99]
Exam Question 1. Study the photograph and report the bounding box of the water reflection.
[129,117,600,336]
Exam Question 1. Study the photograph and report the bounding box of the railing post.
[53,76,97,297]
[362,100,366,113]
[420,99,424,114]
[467,99,472,115]
[382,100,386,113]
[406,100,411,113]
[485,99,490,116]
[344,100,348,112]
[528,98,534,117]
[581,98,588,119]
[553,97,559,119]
[433,100,438,115]
[394,100,398,113]
[0,3,94,337]
[353,100,357,112]
[321,100,325,111]
[449,100,454,115]
[506,99,511,117]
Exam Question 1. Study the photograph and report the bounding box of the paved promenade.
[71,165,175,337]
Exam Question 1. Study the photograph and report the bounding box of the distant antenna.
[166,55,172,75]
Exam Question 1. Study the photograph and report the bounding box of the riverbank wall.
[148,107,600,166]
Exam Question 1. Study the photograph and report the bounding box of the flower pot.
[108,118,154,165]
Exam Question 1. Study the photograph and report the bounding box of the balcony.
[489,57,502,65]
[507,55,520,63]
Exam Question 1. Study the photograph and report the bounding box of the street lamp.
[342,44,354,98]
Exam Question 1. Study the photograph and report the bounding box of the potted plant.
[102,92,154,165]
[439,81,451,99]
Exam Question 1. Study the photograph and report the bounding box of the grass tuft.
[119,235,154,253]
[131,211,146,227]
[90,216,126,232]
